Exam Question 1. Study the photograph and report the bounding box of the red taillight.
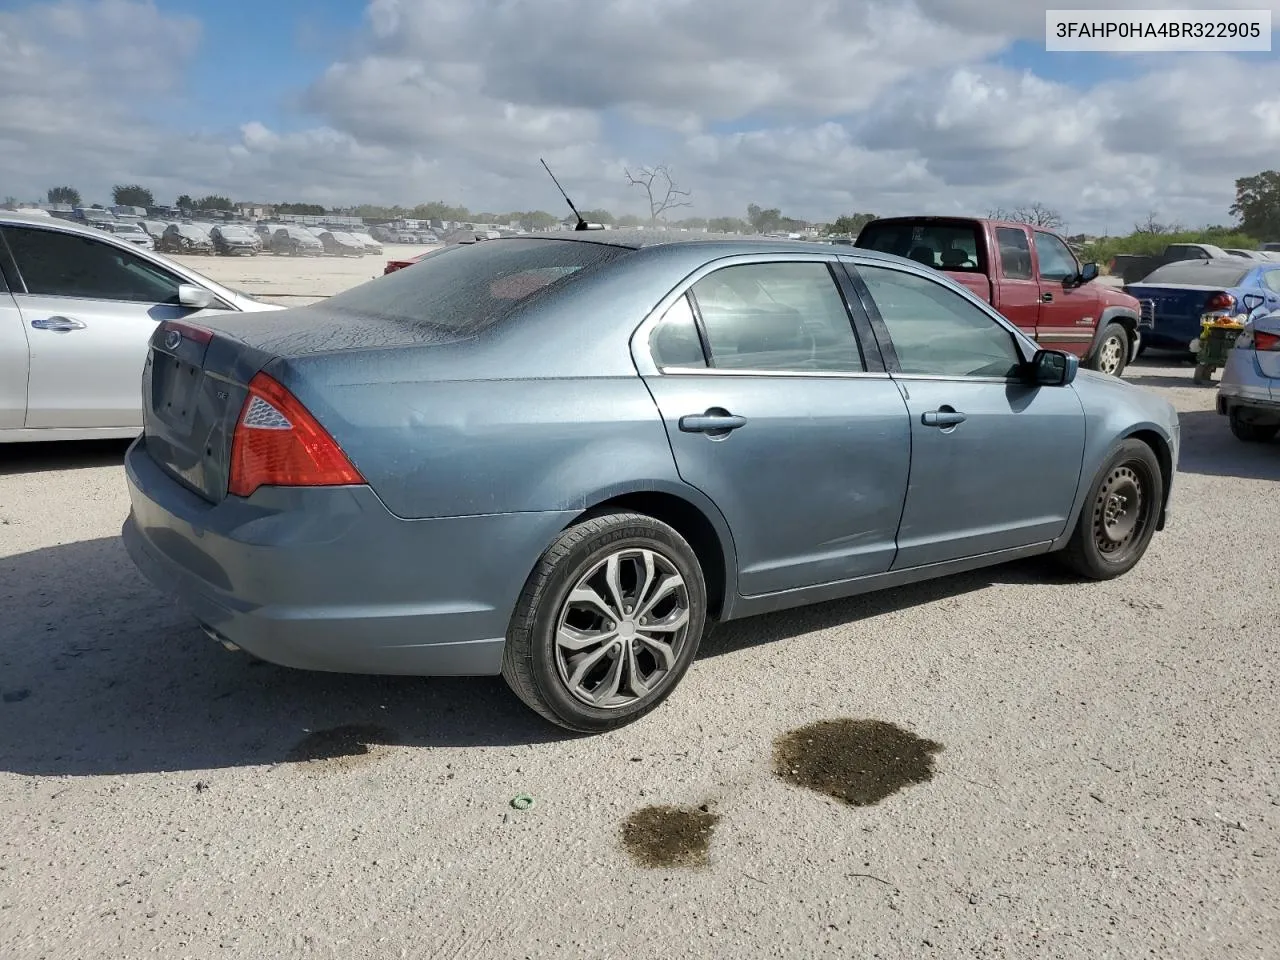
[1255,330,1280,351]
[1205,292,1236,311]
[160,320,214,345]
[227,372,363,498]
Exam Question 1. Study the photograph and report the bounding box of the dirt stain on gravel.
[621,804,720,868]
[285,724,395,769]
[774,719,943,806]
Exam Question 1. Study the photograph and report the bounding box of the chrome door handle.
[679,411,747,435]
[921,408,966,428]
[31,316,86,332]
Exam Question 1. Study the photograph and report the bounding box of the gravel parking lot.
[1,252,1277,958]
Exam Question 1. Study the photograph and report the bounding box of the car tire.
[1229,408,1280,443]
[1089,323,1129,377]
[501,512,708,733]
[1057,438,1164,581]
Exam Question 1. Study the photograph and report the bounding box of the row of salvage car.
[127,220,388,258]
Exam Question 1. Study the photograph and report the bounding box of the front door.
[1033,229,1098,358]
[1,224,195,429]
[640,260,912,596]
[849,260,1086,569]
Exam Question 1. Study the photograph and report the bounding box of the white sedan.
[0,210,282,442]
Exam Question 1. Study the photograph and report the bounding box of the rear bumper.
[1217,351,1278,417]
[121,438,577,675]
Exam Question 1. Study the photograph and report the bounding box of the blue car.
[121,232,1181,732]
[1125,259,1280,353]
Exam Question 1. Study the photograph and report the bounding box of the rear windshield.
[1139,261,1252,286]
[857,220,984,273]
[319,238,633,333]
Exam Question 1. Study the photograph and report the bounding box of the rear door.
[0,224,200,429]
[0,256,29,429]
[1033,230,1097,358]
[846,259,1086,568]
[992,225,1040,337]
[638,256,912,596]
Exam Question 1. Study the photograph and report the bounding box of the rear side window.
[857,221,983,273]
[996,227,1033,280]
[689,262,865,372]
[650,294,707,368]
[320,238,633,335]
[1,226,183,303]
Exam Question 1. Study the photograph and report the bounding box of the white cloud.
[2,0,1280,233]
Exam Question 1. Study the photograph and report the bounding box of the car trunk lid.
[1123,283,1218,342]
[141,318,279,503]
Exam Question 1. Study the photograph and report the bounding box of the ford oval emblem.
[164,329,182,350]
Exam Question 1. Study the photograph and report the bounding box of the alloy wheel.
[554,548,691,709]
[1097,335,1124,375]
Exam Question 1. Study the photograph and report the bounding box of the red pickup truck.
[854,216,1146,376]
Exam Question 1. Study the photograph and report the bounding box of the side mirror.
[178,283,214,310]
[1027,348,1078,386]
[1078,262,1099,284]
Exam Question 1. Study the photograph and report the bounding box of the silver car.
[0,211,282,442]
[1217,311,1280,442]
[102,221,155,251]
[121,232,1180,732]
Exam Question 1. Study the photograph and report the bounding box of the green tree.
[175,194,194,210]
[577,208,615,225]
[675,216,708,229]
[47,185,81,206]
[512,210,558,231]
[708,216,749,234]
[411,200,471,221]
[826,213,877,235]
[275,202,325,215]
[112,184,154,208]
[746,203,783,234]
[1231,170,1280,240]
[1,196,16,210]
[195,195,235,212]
[616,213,644,228]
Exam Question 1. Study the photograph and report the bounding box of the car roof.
[473,230,922,269]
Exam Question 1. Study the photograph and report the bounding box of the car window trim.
[630,251,883,378]
[839,256,1037,382]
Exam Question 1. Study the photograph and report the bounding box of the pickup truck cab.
[855,216,1145,376]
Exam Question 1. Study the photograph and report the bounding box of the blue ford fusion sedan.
[122,231,1180,732]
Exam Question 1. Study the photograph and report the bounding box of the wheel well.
[1126,428,1173,531]
[571,492,729,619]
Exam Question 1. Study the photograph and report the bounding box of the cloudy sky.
[2,0,1279,233]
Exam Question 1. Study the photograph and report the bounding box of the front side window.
[855,264,1022,378]
[2,226,183,303]
[689,262,865,372]
[1033,232,1078,281]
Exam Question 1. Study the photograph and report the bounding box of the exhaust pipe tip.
[198,621,240,652]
